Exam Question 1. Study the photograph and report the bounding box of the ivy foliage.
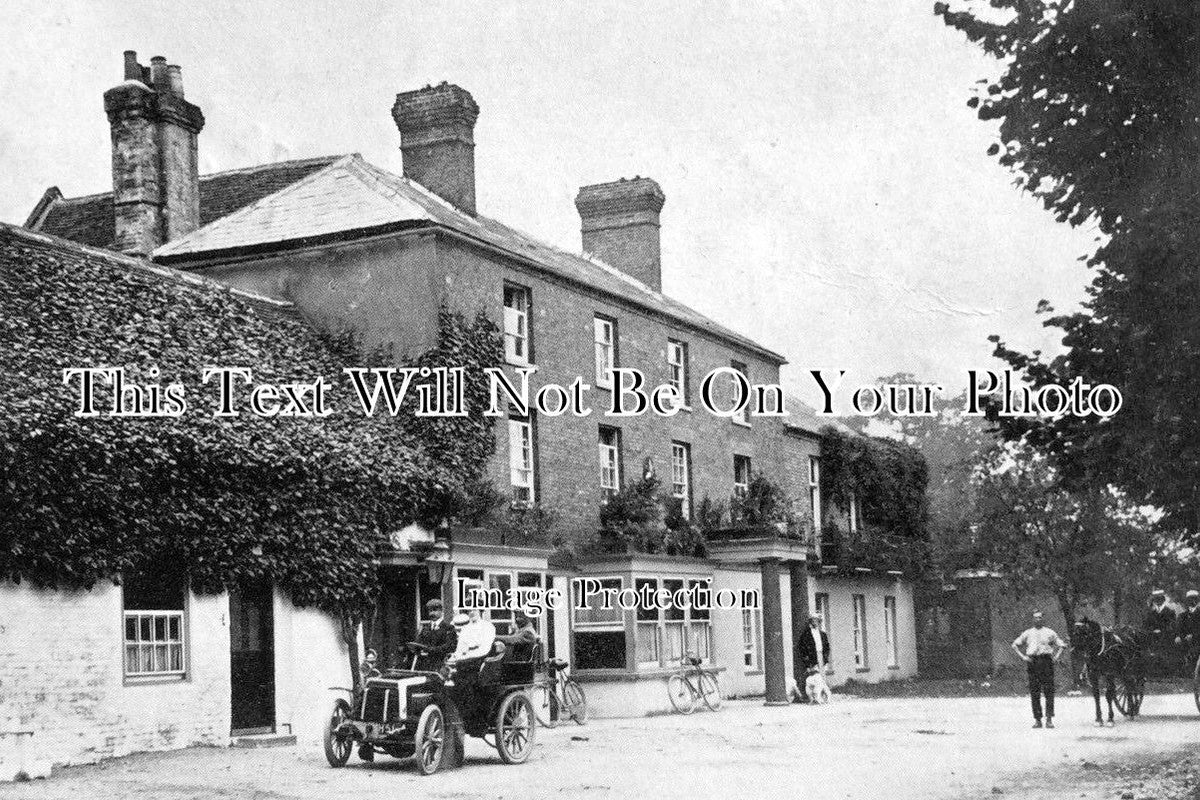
[0,231,501,623]
[819,426,928,540]
[592,477,705,557]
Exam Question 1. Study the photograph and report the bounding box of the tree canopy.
[935,0,1200,535]
[0,228,501,624]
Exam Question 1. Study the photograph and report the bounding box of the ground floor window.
[852,593,868,669]
[633,576,712,668]
[741,607,762,670]
[884,595,899,668]
[122,573,186,679]
[573,576,626,669]
[454,567,546,637]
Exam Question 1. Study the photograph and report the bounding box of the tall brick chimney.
[104,51,205,256]
[575,177,666,291]
[392,82,479,215]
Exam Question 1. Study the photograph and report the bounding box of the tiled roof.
[152,155,786,363]
[29,155,342,250]
[783,394,859,437]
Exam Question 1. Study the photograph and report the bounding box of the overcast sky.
[0,0,1098,406]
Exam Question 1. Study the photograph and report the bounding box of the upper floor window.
[730,360,750,426]
[667,339,689,407]
[809,456,822,531]
[598,426,622,500]
[508,417,535,505]
[503,284,531,365]
[849,493,862,535]
[671,442,692,520]
[123,573,186,680]
[733,454,752,499]
[594,316,617,388]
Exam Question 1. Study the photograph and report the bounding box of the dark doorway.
[230,581,275,733]
[370,567,439,670]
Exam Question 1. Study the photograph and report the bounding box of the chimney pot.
[575,177,666,291]
[167,65,184,96]
[105,50,205,255]
[392,82,480,215]
[123,50,141,81]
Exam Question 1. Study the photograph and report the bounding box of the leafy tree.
[971,442,1157,632]
[934,0,1200,535]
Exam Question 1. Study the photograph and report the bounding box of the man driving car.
[409,598,457,672]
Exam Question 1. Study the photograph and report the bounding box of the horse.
[1071,618,1141,726]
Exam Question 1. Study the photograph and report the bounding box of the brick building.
[6,51,921,771]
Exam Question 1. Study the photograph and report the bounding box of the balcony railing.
[817,528,927,576]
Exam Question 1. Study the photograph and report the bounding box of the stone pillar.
[759,557,788,705]
[789,561,812,691]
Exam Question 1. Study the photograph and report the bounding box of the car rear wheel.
[414,704,445,776]
[495,691,536,764]
[323,699,353,768]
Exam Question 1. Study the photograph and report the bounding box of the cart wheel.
[1116,673,1144,718]
[699,672,723,711]
[1193,654,1200,715]
[667,674,695,714]
[495,691,536,764]
[413,704,445,776]
[323,699,353,768]
[564,680,588,725]
[532,683,556,729]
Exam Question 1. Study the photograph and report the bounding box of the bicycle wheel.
[563,679,587,724]
[667,674,695,714]
[1192,653,1200,714]
[531,682,557,728]
[698,671,722,711]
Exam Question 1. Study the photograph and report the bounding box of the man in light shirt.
[1011,611,1067,728]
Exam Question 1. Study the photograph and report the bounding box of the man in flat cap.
[409,598,457,672]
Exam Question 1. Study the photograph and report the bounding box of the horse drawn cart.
[324,641,539,775]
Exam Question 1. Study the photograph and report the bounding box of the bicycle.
[532,657,587,727]
[667,653,722,714]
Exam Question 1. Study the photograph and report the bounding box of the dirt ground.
[3,692,1197,800]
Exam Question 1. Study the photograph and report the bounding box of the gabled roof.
[28,155,342,250]
[149,154,785,363]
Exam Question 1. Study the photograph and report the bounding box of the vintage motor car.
[324,641,539,775]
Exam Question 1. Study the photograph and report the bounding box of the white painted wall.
[0,580,230,778]
[271,591,352,747]
[809,574,917,687]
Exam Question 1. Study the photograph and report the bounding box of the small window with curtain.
[671,442,692,520]
[122,573,187,680]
